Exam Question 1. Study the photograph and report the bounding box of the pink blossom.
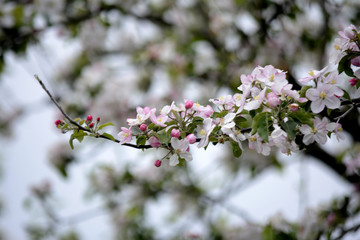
[349,78,358,86]
[299,117,329,145]
[267,92,280,107]
[140,124,147,131]
[306,82,342,113]
[149,136,161,148]
[339,24,357,40]
[256,65,288,91]
[245,133,271,156]
[193,104,214,118]
[55,119,63,126]
[169,138,192,166]
[299,67,327,84]
[351,56,360,67]
[154,160,162,167]
[185,100,193,109]
[244,88,266,111]
[127,106,152,126]
[197,118,215,148]
[186,134,197,144]
[117,127,132,144]
[86,115,93,122]
[171,129,181,138]
[326,122,346,142]
[150,109,168,127]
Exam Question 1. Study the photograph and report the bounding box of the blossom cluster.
[116,25,360,167]
[117,62,351,167]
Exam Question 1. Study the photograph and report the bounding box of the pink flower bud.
[289,103,299,111]
[171,129,181,138]
[97,117,100,122]
[86,115,93,122]
[140,124,147,131]
[185,100,194,109]
[149,136,161,148]
[267,92,280,107]
[154,160,162,167]
[55,119,62,126]
[349,78,358,86]
[351,56,360,67]
[186,134,196,144]
[143,107,151,115]
[89,122,94,128]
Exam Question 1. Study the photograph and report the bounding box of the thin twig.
[332,222,360,240]
[334,105,354,121]
[34,74,152,149]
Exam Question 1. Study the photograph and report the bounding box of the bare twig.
[34,74,152,149]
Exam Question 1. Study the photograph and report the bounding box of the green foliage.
[280,117,297,140]
[252,112,272,142]
[338,52,360,77]
[230,140,242,158]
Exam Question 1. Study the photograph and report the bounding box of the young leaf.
[280,117,297,140]
[230,140,242,158]
[136,135,147,146]
[98,122,115,130]
[102,133,115,141]
[252,112,272,142]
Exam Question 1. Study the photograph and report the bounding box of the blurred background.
[1,0,360,239]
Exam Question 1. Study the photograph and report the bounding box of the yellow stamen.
[309,70,314,76]
[254,96,259,100]
[320,92,326,99]
[237,95,242,100]
[158,118,162,122]
[200,129,206,136]
[250,136,256,142]
[220,118,225,124]
[335,45,341,50]
[331,80,336,84]
[311,128,317,133]
[270,74,275,82]
[124,133,129,138]
[195,102,201,107]
[219,96,225,101]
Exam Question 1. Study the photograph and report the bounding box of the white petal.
[169,154,179,166]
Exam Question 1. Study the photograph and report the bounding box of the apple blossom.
[149,136,161,148]
[306,82,342,113]
[169,138,192,166]
[154,160,162,167]
[299,117,329,145]
[185,100,193,109]
[197,118,216,148]
[118,127,132,144]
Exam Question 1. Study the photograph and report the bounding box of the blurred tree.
[1,0,360,239]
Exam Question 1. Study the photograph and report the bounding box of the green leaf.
[280,117,297,140]
[300,85,312,98]
[288,109,314,127]
[147,123,155,130]
[356,78,360,89]
[342,89,351,100]
[69,135,75,150]
[337,52,360,77]
[136,135,147,146]
[98,122,114,130]
[79,120,85,125]
[102,133,115,141]
[252,112,272,142]
[230,140,242,158]
[72,130,88,143]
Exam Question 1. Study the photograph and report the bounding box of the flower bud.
[349,78,358,86]
[267,92,280,107]
[86,115,93,122]
[140,124,147,132]
[185,100,193,109]
[171,129,181,138]
[186,134,196,144]
[149,136,161,148]
[154,160,162,167]
[289,103,299,111]
[89,122,94,128]
[97,117,100,122]
[55,119,62,126]
[351,56,360,67]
